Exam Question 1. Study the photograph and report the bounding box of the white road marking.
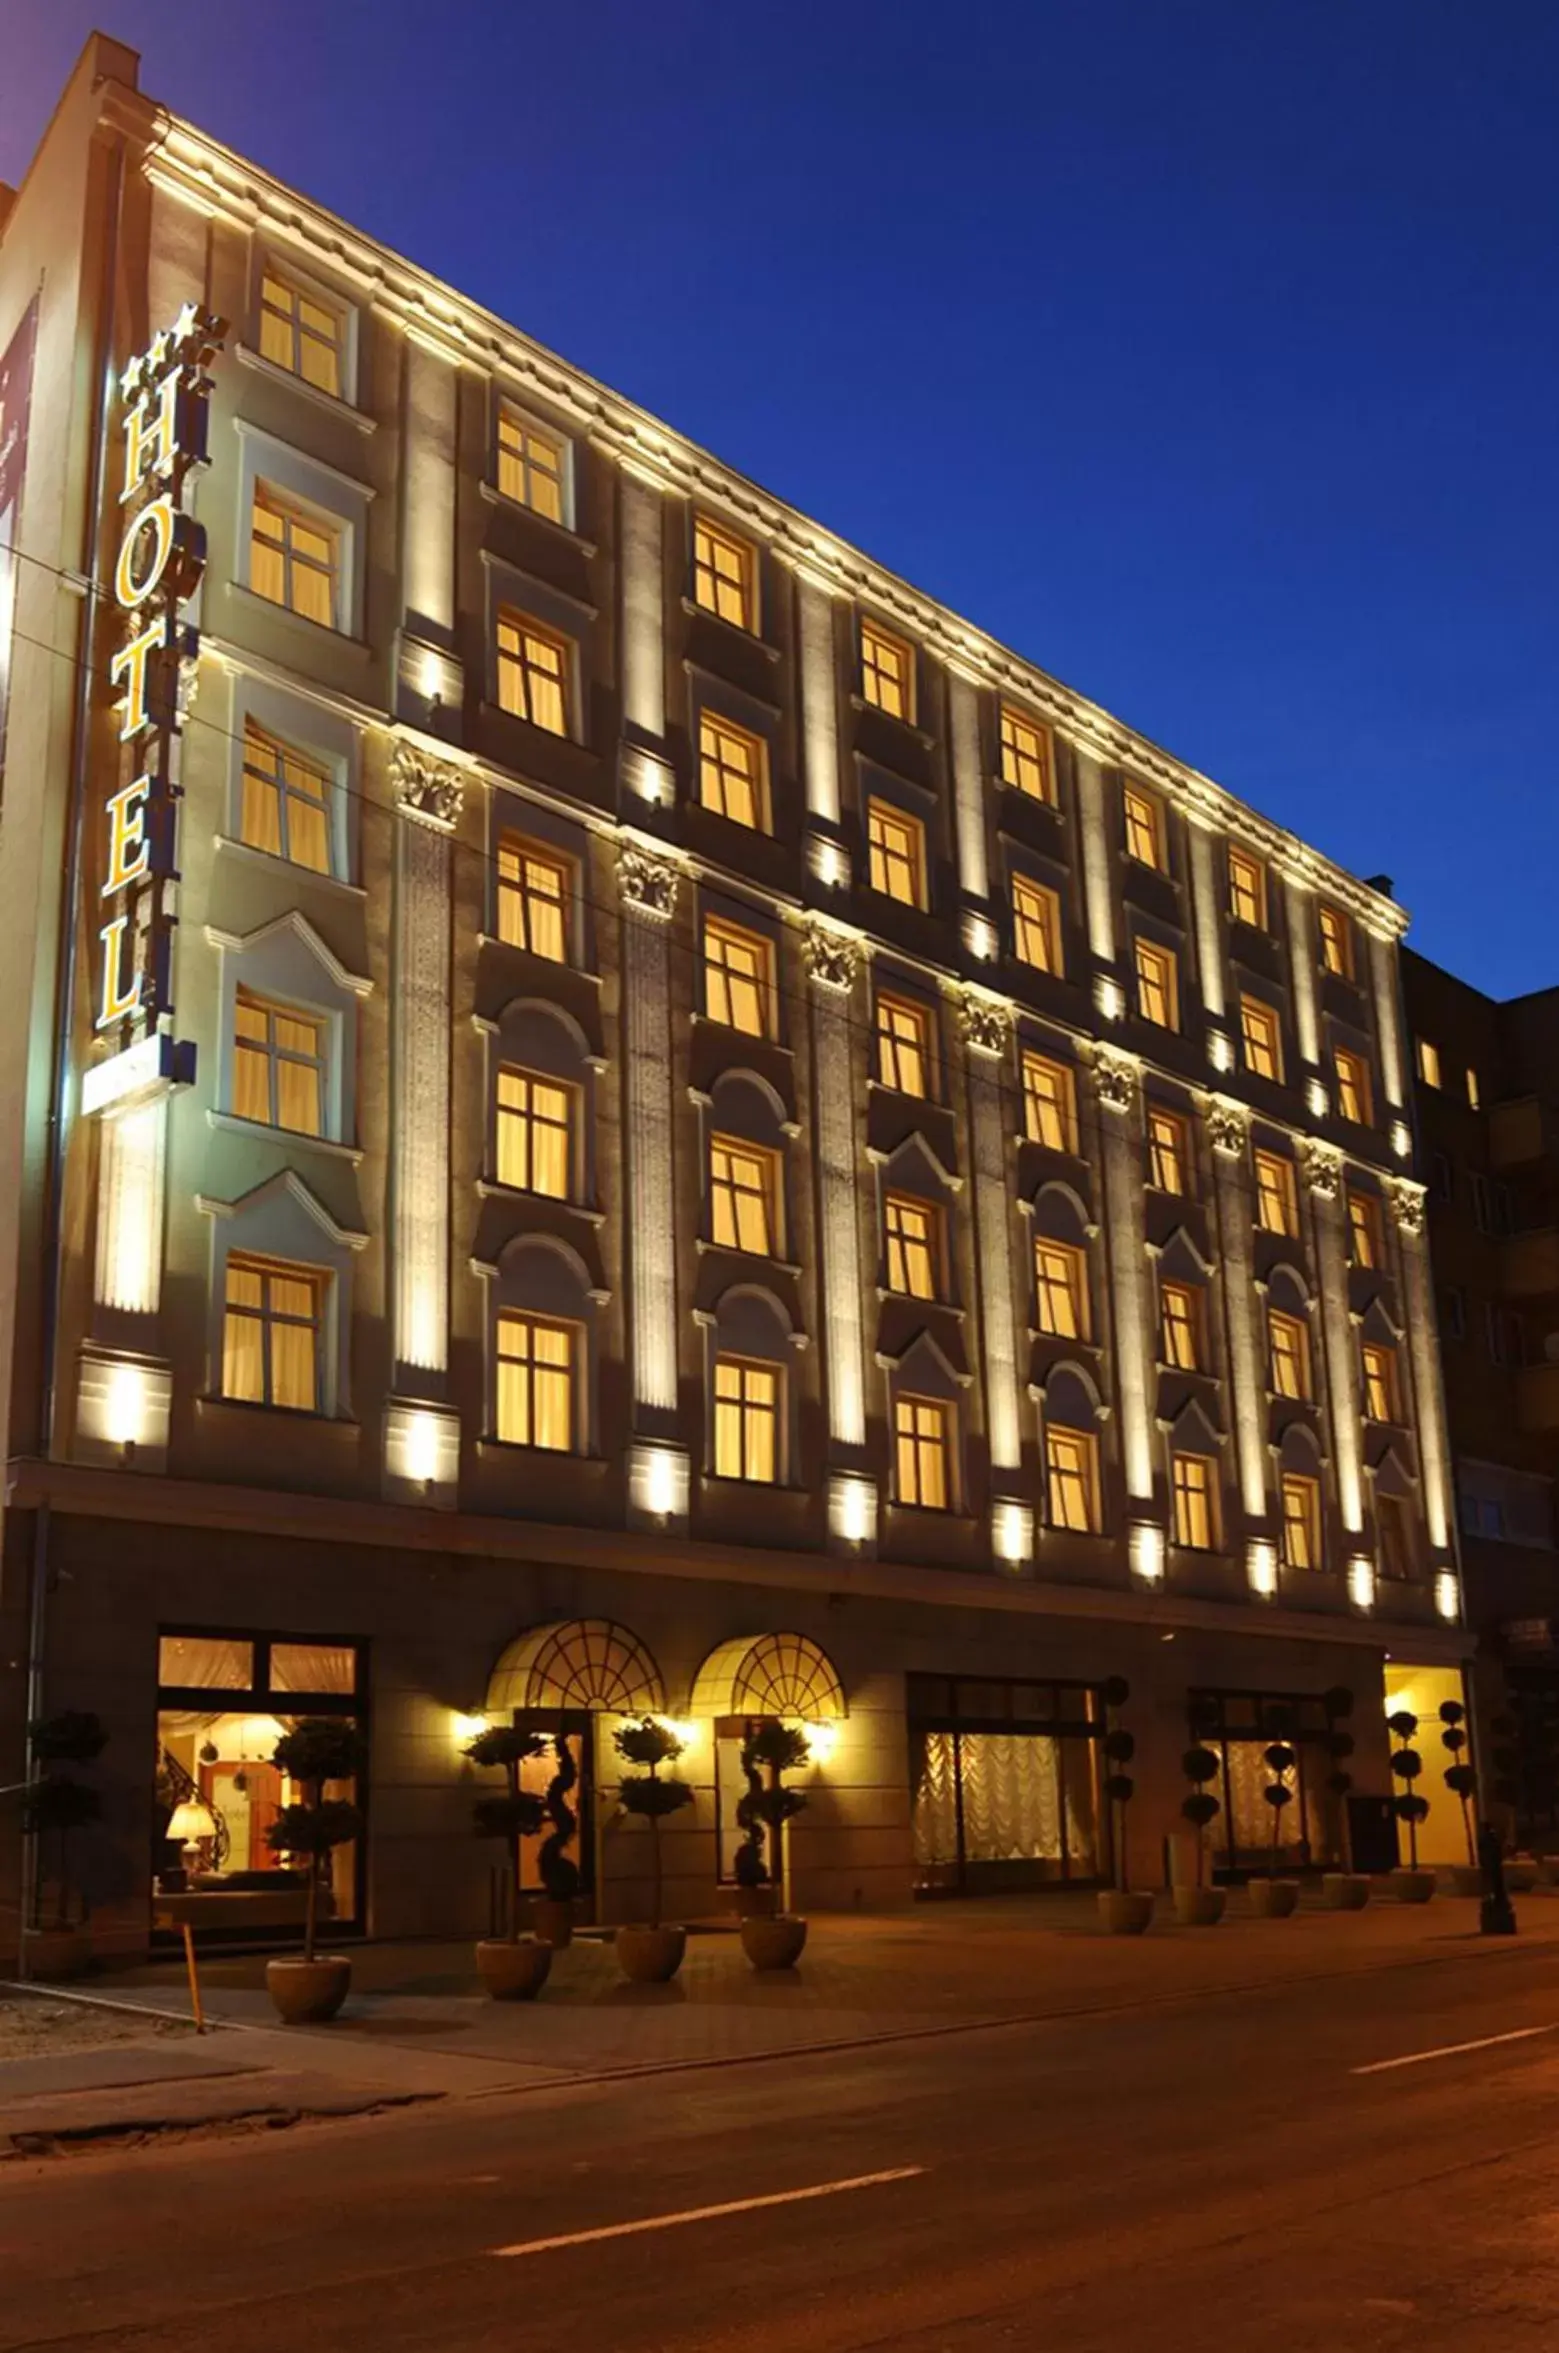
[489,2165,927,2259]
[1353,2022,1559,2075]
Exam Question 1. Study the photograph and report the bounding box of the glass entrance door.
[513,1712,594,1910]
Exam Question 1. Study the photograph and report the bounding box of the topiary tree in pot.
[534,1734,583,1949]
[21,1710,107,1979]
[1249,1711,1301,1919]
[1175,1745,1225,1925]
[1438,1700,1482,1893]
[264,1718,363,2022]
[738,1723,811,1969]
[613,1718,695,1983]
[465,1723,553,2000]
[731,1743,772,1918]
[1097,1677,1153,1935]
[1387,1709,1435,1903]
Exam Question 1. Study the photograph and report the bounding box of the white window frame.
[233,422,372,639]
[254,253,359,406]
[225,674,358,884]
[205,910,372,1151]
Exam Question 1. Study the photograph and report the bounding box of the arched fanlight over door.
[689,1631,847,1722]
[485,1618,666,1716]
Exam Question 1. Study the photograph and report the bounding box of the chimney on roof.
[1364,874,1395,899]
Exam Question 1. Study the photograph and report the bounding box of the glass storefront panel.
[908,1677,1103,1894]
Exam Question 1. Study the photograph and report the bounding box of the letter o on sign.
[114,494,176,611]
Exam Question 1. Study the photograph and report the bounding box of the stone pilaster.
[1302,1138,1363,1536]
[961,991,1020,1479]
[795,569,841,828]
[391,745,462,1385]
[1093,1045,1153,1503]
[948,671,990,908]
[620,842,681,1423]
[1205,1096,1267,1523]
[1187,821,1226,1024]
[620,466,666,746]
[1370,929,1407,1114]
[1285,877,1320,1070]
[804,919,867,1452]
[1390,1176,1452,1554]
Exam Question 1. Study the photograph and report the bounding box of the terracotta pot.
[1173,1884,1226,1927]
[741,1914,808,1970]
[23,1927,92,1982]
[733,1883,779,1921]
[476,1937,553,2001]
[532,1898,575,1950]
[1505,1858,1539,1893]
[1390,1866,1437,1904]
[1441,1863,1485,1898]
[1322,1873,1371,1911]
[615,1923,687,1983]
[265,1955,352,2024]
[1097,1889,1154,1935]
[1247,1877,1300,1919]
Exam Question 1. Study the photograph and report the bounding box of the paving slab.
[0,2037,255,2104]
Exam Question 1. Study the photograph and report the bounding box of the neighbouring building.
[0,36,1469,1965]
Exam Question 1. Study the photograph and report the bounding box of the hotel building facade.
[0,37,1468,1962]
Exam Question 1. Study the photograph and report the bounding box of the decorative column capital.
[392,742,464,833]
[1204,1095,1251,1159]
[1090,1043,1140,1115]
[1388,1176,1427,1235]
[1299,1138,1343,1197]
[617,840,680,923]
[960,988,1012,1060]
[802,917,862,994]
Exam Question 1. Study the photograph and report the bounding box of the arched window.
[703,1071,793,1261]
[1030,1182,1094,1344]
[706,1285,797,1485]
[484,998,599,1204]
[1039,1363,1105,1534]
[484,1233,602,1454]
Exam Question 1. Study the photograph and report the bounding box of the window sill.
[868,1078,938,1106]
[680,597,782,662]
[477,699,582,749]
[478,478,596,553]
[877,1289,965,1318]
[233,342,375,432]
[212,834,365,899]
[998,780,1061,815]
[228,581,372,655]
[206,1110,364,1166]
[690,1011,788,1052]
[696,1239,803,1277]
[197,1394,358,1431]
[476,932,598,980]
[475,1179,606,1226]
[475,1438,603,1466]
[848,693,935,749]
[1029,1326,1099,1347]
[479,547,599,618]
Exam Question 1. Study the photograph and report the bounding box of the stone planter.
[733,1883,779,1921]
[1505,1857,1539,1894]
[1097,1889,1154,1935]
[1247,1878,1300,1919]
[1536,1854,1559,1888]
[1173,1883,1226,1927]
[615,1923,687,1983]
[476,1937,553,2001]
[1321,1873,1371,1911]
[531,1898,576,1950]
[740,1913,808,1970]
[23,1926,92,1981]
[1390,1866,1437,1904]
[1441,1863,1485,1898]
[265,1955,352,2024]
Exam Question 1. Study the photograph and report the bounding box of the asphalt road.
[5,1937,1559,2351]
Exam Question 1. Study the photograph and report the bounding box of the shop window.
[1148,1106,1190,1194]
[1134,938,1178,1030]
[1318,904,1353,979]
[710,1136,778,1256]
[496,1066,573,1198]
[867,798,927,908]
[704,914,774,1038]
[250,482,340,629]
[240,719,333,874]
[1035,1239,1089,1341]
[999,704,1053,803]
[1280,1472,1321,1569]
[884,1191,940,1299]
[860,617,914,720]
[895,1393,951,1509]
[1122,782,1164,869]
[1240,994,1282,1082]
[876,991,932,1096]
[694,514,757,630]
[497,406,568,524]
[222,1255,324,1412]
[495,1310,576,1450]
[909,1674,1103,1894]
[1254,1150,1298,1237]
[712,1356,780,1483]
[1012,874,1063,974]
[1227,845,1266,929]
[496,835,571,962]
[496,608,570,736]
[698,711,768,830]
[1172,1452,1220,1550]
[1022,1051,1076,1151]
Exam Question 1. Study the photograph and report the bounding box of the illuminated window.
[496,609,569,735]
[496,837,569,962]
[1227,845,1266,928]
[1378,1493,1414,1580]
[258,269,345,396]
[885,1193,939,1300]
[1318,904,1353,979]
[713,1357,779,1483]
[1023,1052,1077,1151]
[1334,1045,1373,1126]
[1159,1281,1202,1371]
[693,516,756,630]
[250,484,339,628]
[1012,875,1063,974]
[703,915,772,1037]
[1415,1037,1442,1089]
[1122,783,1164,869]
[867,799,926,907]
[860,618,914,720]
[240,720,332,875]
[1466,1066,1481,1110]
[1147,1107,1190,1194]
[710,1137,777,1256]
[1281,1472,1321,1570]
[1268,1309,1311,1401]
[1172,1453,1219,1551]
[1045,1426,1098,1533]
[896,1394,950,1508]
[1362,1342,1399,1423]
[496,408,566,522]
[1254,1150,1298,1237]
[496,1067,572,1198]
[1134,938,1178,1030]
[698,713,768,830]
[1034,1240,1088,1340]
[1346,1189,1382,1269]
[222,1255,322,1411]
[232,989,324,1136]
[1000,705,1053,802]
[876,993,931,1096]
[1240,995,1282,1082]
[495,1312,574,1451]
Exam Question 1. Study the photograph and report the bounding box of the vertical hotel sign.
[82,303,226,1118]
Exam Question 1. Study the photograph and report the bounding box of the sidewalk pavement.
[7,1881,1558,2155]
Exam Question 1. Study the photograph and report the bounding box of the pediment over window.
[1359,1294,1404,1346]
[1153,1223,1216,1281]
[206,908,372,998]
[1367,1437,1418,1491]
[1163,1394,1225,1451]
[195,1167,368,1253]
[879,1327,969,1393]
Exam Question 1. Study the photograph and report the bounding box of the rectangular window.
[1022,1051,1077,1152]
[1045,1426,1098,1532]
[693,515,756,630]
[1147,1107,1190,1194]
[1346,1189,1382,1269]
[496,610,569,736]
[1442,1285,1466,1342]
[1318,904,1353,979]
[1159,1281,1202,1371]
[1334,1045,1372,1125]
[1135,938,1178,1030]
[1269,1309,1311,1400]
[710,1138,776,1256]
[713,1356,779,1482]
[703,915,773,1038]
[1227,845,1267,928]
[1428,1151,1453,1201]
[885,1193,939,1300]
[496,836,569,962]
[896,1394,949,1508]
[999,705,1053,802]
[250,484,339,629]
[1035,1239,1088,1340]
[496,1067,572,1198]
[1172,1454,1219,1551]
[1281,1472,1321,1570]
[240,719,332,874]
[860,618,914,720]
[1240,995,1282,1082]
[258,269,344,396]
[1362,1341,1399,1423]
[867,799,926,907]
[1122,783,1164,869]
[222,1255,322,1412]
[1466,1066,1481,1110]
[876,992,931,1097]
[1416,1037,1442,1088]
[1378,1493,1413,1581]
[698,712,767,830]
[1012,875,1063,974]
[232,989,324,1136]
[1254,1150,1298,1237]
[495,1311,574,1450]
[496,408,566,522]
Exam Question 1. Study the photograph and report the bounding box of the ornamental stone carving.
[1299,1137,1343,1197]
[960,990,1012,1060]
[802,918,860,994]
[392,743,464,834]
[1204,1097,1250,1159]
[1090,1044,1140,1115]
[1388,1177,1427,1235]
[617,842,679,922]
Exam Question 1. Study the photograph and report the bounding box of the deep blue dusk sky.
[7,4,1557,997]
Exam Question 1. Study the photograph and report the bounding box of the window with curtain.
[1268,1308,1311,1400]
[896,1394,950,1508]
[222,1255,323,1412]
[1022,1053,1076,1151]
[1227,845,1266,928]
[1362,1342,1399,1423]
[1281,1472,1321,1569]
[1318,904,1353,978]
[698,712,767,828]
[693,515,756,629]
[497,408,566,521]
[1012,875,1062,974]
[1147,1107,1189,1193]
[867,799,926,906]
[703,915,772,1037]
[885,1193,939,1299]
[1045,1426,1098,1532]
[1335,1045,1373,1125]
[860,617,913,719]
[1240,995,1282,1081]
[1134,938,1178,1029]
[1035,1239,1088,1340]
[251,483,339,628]
[713,1356,780,1482]
[999,704,1053,802]
[1254,1150,1298,1236]
[876,993,931,1096]
[270,1643,356,1694]
[496,1067,572,1197]
[496,836,570,962]
[259,268,345,395]
[1159,1281,1202,1370]
[1347,1190,1382,1269]
[1122,783,1164,869]
[232,988,325,1135]
[495,1311,574,1450]
[709,1137,777,1255]
[1378,1493,1414,1579]
[495,609,569,734]
[1172,1453,1219,1549]
[240,719,332,873]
